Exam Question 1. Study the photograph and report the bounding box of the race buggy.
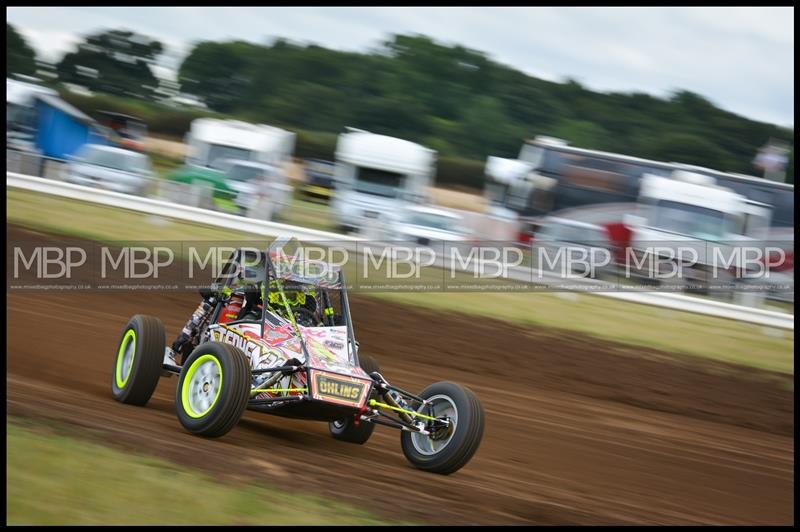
[111,238,485,475]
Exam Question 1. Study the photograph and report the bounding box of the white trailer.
[331,128,436,234]
[184,118,296,170]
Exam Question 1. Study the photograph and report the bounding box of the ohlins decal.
[311,371,368,407]
[319,379,360,399]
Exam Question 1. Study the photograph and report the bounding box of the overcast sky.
[6,6,794,128]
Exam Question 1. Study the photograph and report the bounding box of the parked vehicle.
[221,159,293,218]
[7,77,108,159]
[484,136,794,228]
[168,158,291,217]
[300,159,337,203]
[625,170,772,294]
[170,118,297,210]
[389,205,470,244]
[63,144,153,195]
[331,128,436,234]
[111,239,485,475]
[532,217,613,278]
[7,78,58,152]
[96,111,148,152]
[184,118,295,170]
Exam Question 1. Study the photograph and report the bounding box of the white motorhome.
[626,170,772,291]
[331,128,436,234]
[184,118,296,170]
[633,171,768,240]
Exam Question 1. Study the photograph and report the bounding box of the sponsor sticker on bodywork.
[310,370,370,407]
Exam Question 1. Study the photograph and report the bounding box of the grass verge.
[6,418,389,525]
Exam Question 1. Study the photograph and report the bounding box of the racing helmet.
[228,251,266,304]
[236,249,266,286]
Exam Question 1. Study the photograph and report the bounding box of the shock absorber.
[171,298,216,362]
[383,389,414,425]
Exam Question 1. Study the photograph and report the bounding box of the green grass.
[7,188,794,374]
[279,195,337,232]
[6,419,390,525]
[7,188,262,243]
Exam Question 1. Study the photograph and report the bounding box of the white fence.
[8,171,794,330]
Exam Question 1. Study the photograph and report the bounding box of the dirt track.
[6,226,794,524]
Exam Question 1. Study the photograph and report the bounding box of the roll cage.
[205,240,360,367]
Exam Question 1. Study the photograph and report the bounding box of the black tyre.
[400,381,485,475]
[175,342,251,438]
[111,315,166,406]
[357,353,381,376]
[328,354,381,444]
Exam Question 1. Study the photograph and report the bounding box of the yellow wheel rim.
[181,354,223,418]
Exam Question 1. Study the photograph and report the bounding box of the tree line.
[7,24,795,182]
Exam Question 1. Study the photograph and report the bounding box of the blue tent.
[33,93,109,159]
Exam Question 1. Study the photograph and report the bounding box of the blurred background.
[6,8,795,306]
[6,8,794,286]
[6,7,795,526]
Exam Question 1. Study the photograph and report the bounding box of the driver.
[266,278,321,327]
[222,264,266,322]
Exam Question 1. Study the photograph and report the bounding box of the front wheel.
[111,315,165,406]
[175,342,251,438]
[400,381,485,475]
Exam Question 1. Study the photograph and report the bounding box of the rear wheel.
[400,381,485,475]
[175,342,251,438]
[111,315,165,406]
[328,355,380,444]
